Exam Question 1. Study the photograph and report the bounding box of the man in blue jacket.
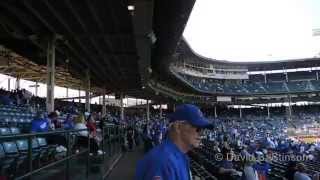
[135,104,213,180]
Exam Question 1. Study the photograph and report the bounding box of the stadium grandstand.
[0,0,319,180]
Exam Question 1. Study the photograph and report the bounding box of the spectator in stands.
[63,114,75,130]
[86,114,102,143]
[242,156,259,180]
[74,114,103,155]
[126,126,134,151]
[284,161,297,180]
[294,163,311,180]
[31,112,49,132]
[48,111,60,130]
[217,148,241,179]
[253,153,270,180]
[135,104,213,180]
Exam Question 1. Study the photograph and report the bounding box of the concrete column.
[46,37,55,113]
[267,105,270,118]
[239,106,242,118]
[120,93,124,121]
[316,71,319,80]
[85,70,91,113]
[146,100,150,121]
[264,73,267,84]
[102,90,106,117]
[7,78,10,91]
[214,105,217,118]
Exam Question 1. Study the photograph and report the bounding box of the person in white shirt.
[242,156,259,180]
[74,114,102,155]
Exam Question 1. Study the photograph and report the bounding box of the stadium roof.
[177,39,320,72]
[0,0,195,100]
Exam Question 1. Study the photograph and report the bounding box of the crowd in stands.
[2,86,320,179]
[174,72,320,95]
[139,108,320,180]
[0,88,150,179]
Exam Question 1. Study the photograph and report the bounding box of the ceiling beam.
[64,0,118,86]
[42,0,116,89]
[0,1,86,80]
[22,0,104,88]
[84,0,125,81]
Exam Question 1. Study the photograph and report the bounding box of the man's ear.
[171,122,181,133]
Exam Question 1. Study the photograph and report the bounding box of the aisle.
[106,147,144,180]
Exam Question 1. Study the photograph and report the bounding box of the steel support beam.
[78,87,81,103]
[214,105,217,118]
[46,36,55,112]
[146,99,150,121]
[132,0,154,88]
[35,81,38,97]
[159,104,162,119]
[102,90,106,117]
[85,70,91,113]
[7,78,10,91]
[120,93,124,121]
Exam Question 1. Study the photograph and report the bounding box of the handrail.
[0,124,125,180]
[0,128,88,141]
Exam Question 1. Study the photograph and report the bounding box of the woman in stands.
[74,114,103,155]
[86,114,102,143]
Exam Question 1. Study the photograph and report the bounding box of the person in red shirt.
[86,115,97,138]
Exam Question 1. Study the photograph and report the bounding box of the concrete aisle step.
[106,147,144,180]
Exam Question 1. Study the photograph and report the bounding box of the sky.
[183,0,320,62]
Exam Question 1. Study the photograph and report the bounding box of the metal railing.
[0,124,125,180]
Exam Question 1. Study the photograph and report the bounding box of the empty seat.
[10,127,21,135]
[0,144,15,177]
[2,141,27,173]
[0,128,11,136]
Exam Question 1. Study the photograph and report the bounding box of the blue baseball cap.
[168,104,213,129]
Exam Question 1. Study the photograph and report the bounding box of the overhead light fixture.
[128,5,135,11]
[147,31,157,44]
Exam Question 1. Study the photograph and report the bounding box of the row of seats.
[268,152,320,178]
[176,72,320,95]
[192,139,320,180]
[0,127,60,179]
[190,159,217,180]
